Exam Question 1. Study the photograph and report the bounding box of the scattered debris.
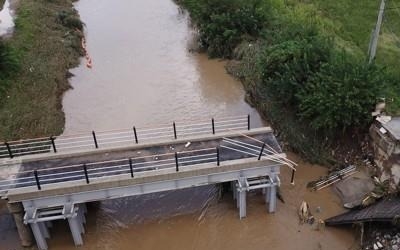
[308,165,357,191]
[185,142,191,148]
[298,201,312,224]
[363,229,400,250]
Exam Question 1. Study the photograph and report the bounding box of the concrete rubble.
[364,230,400,250]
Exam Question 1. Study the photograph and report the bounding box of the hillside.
[284,0,400,68]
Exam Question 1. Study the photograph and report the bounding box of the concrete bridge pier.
[268,183,277,213]
[233,174,279,219]
[30,222,48,250]
[67,203,87,246]
[21,202,88,250]
[264,186,270,204]
[7,202,34,247]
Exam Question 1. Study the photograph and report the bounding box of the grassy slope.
[280,0,400,113]
[0,0,82,140]
[284,0,400,63]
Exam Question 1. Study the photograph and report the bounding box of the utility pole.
[368,0,386,63]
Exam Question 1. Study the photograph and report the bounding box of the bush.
[0,40,19,97]
[258,23,333,104]
[57,10,83,30]
[297,54,393,130]
[181,0,267,58]
[0,40,19,77]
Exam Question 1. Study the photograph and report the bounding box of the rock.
[373,243,378,250]
[392,245,399,250]
[376,242,383,249]
[316,206,322,213]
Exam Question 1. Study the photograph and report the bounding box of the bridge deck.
[1,127,283,201]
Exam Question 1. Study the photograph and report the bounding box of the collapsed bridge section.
[1,125,295,250]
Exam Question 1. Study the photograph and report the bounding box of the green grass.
[258,0,400,114]
[0,0,83,140]
[282,0,400,66]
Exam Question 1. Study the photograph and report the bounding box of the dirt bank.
[0,0,83,140]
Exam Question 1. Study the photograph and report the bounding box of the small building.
[370,116,400,190]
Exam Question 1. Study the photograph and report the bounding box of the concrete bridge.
[0,116,295,250]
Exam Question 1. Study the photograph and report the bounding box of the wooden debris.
[308,165,357,191]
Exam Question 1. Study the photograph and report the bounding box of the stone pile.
[364,230,400,250]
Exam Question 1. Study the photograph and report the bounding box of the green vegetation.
[180,0,267,58]
[0,0,83,140]
[180,0,400,164]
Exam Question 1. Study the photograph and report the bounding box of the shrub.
[0,40,19,78]
[181,0,267,58]
[258,23,333,106]
[297,54,393,130]
[57,10,83,30]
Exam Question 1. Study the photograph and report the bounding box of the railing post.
[34,170,41,190]
[129,158,134,178]
[258,143,266,160]
[175,152,179,172]
[133,126,138,144]
[92,131,99,149]
[4,142,13,159]
[247,114,250,130]
[217,147,220,166]
[290,169,296,184]
[50,136,57,153]
[212,118,215,134]
[83,164,90,184]
[173,122,177,139]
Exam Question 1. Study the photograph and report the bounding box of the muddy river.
[0,0,357,249]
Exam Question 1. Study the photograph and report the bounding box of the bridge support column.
[238,189,246,219]
[31,223,48,250]
[268,183,277,213]
[39,222,50,239]
[232,182,237,201]
[68,216,83,246]
[265,186,271,204]
[7,202,33,247]
[77,204,86,233]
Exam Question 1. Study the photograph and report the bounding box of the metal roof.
[381,117,400,141]
[325,197,400,226]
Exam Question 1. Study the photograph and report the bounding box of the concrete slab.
[334,172,375,208]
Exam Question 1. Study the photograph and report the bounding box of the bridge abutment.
[7,202,34,247]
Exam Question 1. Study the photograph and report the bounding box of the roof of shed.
[381,117,400,141]
[325,197,400,226]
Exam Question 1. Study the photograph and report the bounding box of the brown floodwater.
[0,0,357,249]
[61,0,263,133]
